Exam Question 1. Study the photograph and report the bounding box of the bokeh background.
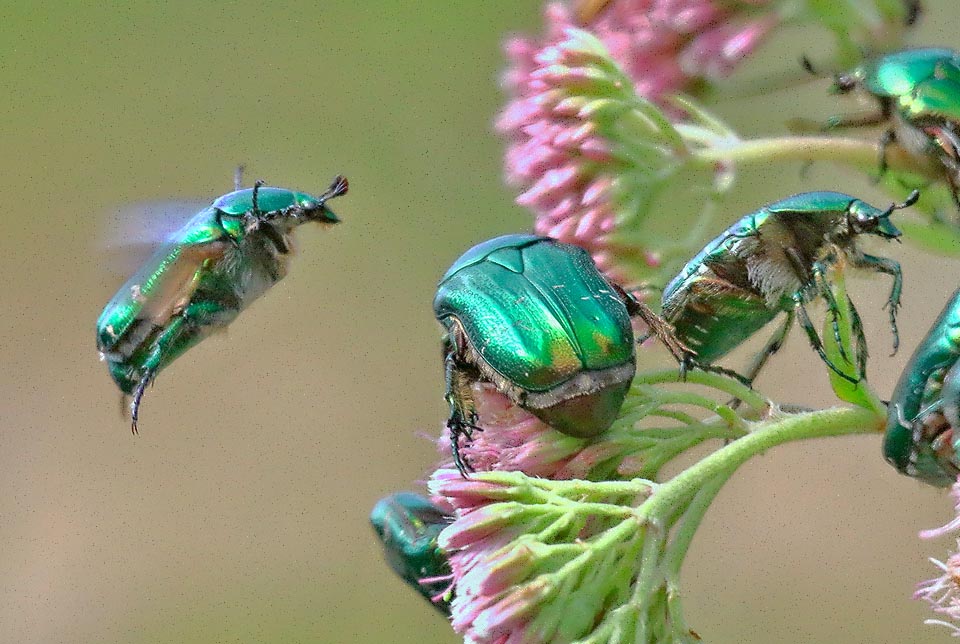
[2,2,960,643]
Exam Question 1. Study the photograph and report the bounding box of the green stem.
[643,405,882,520]
[633,368,768,412]
[688,134,936,178]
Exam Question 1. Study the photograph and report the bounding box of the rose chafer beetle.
[661,190,917,385]
[434,234,687,474]
[97,174,348,432]
[884,288,960,487]
[370,492,453,615]
[825,47,960,208]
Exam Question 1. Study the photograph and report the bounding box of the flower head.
[499,25,739,286]
[429,469,666,644]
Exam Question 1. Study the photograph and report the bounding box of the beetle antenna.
[881,189,921,218]
[800,54,817,76]
[319,175,349,204]
[251,179,265,217]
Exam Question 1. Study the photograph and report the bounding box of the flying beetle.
[434,234,688,475]
[370,492,453,614]
[884,288,960,487]
[818,47,960,209]
[97,172,348,432]
[661,190,917,386]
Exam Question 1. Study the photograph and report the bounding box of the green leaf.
[822,265,884,413]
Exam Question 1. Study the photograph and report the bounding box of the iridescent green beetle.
[884,288,960,487]
[370,492,453,614]
[434,234,687,474]
[826,47,960,208]
[662,190,917,385]
[97,174,348,432]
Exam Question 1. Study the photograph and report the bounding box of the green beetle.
[826,47,960,208]
[434,234,687,474]
[662,190,917,385]
[370,492,453,614]
[884,288,960,487]
[97,174,348,432]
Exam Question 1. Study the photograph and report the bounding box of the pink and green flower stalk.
[428,403,882,643]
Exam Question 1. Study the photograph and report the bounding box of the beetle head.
[299,174,349,224]
[801,55,859,94]
[829,71,860,95]
[848,189,919,239]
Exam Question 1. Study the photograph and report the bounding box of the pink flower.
[435,384,626,480]
[499,2,778,284]
[915,477,960,634]
[915,546,960,636]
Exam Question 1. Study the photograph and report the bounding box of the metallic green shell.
[662,191,899,363]
[852,48,960,123]
[861,48,958,96]
[212,186,339,221]
[884,288,960,486]
[96,205,229,356]
[370,493,451,614]
[434,235,635,393]
[97,182,342,395]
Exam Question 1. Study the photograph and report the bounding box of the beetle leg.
[809,260,850,363]
[824,111,888,131]
[743,310,795,385]
[847,294,868,379]
[850,253,902,355]
[617,285,693,364]
[128,312,190,434]
[130,370,154,435]
[442,331,482,476]
[785,249,849,364]
[876,129,896,180]
[129,297,238,434]
[793,295,859,384]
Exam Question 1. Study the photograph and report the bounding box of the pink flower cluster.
[435,384,625,480]
[430,471,538,643]
[915,479,960,634]
[498,1,778,283]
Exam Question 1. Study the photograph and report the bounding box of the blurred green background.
[2,2,960,642]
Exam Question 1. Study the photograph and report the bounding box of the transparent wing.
[98,200,210,277]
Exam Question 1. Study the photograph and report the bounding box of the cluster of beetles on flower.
[96,32,960,620]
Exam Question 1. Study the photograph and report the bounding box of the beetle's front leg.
[824,111,888,131]
[876,128,897,179]
[442,328,482,477]
[847,294,869,379]
[793,294,859,384]
[852,253,902,355]
[786,249,848,364]
[809,260,850,363]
